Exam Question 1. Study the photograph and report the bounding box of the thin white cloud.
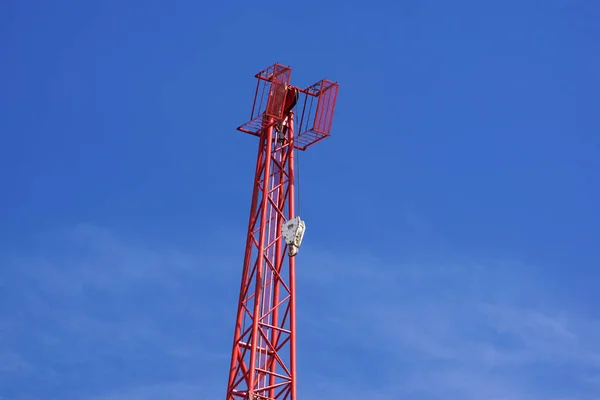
[0,224,235,399]
[295,247,600,399]
[1,225,599,400]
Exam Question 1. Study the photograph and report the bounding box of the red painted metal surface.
[237,64,339,151]
[295,79,339,150]
[226,64,337,400]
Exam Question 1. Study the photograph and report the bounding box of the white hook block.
[281,216,306,257]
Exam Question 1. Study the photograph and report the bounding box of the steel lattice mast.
[225,64,338,400]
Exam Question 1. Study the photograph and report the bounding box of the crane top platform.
[237,63,339,151]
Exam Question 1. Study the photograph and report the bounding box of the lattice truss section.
[227,122,296,400]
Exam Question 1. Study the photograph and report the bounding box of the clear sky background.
[1,0,599,399]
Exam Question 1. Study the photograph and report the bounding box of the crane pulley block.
[281,216,305,257]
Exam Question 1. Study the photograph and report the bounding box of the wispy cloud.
[0,224,234,399]
[1,225,598,399]
[296,247,600,400]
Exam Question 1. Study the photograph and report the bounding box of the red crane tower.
[225,63,339,400]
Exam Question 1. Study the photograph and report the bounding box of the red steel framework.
[225,63,338,400]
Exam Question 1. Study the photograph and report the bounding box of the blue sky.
[1,0,599,399]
